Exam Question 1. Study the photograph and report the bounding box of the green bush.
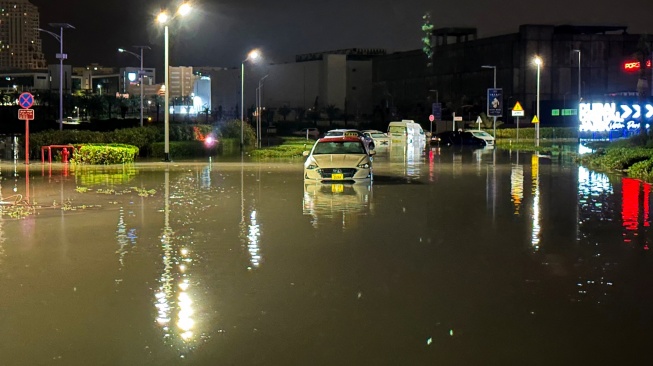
[72,143,139,164]
[149,141,219,159]
[580,147,653,171]
[495,127,578,140]
[628,159,653,181]
[216,119,256,146]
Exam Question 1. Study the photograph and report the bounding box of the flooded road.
[1,147,653,365]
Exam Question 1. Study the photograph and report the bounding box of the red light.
[623,59,652,72]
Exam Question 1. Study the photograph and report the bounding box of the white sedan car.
[361,130,390,149]
[303,136,375,182]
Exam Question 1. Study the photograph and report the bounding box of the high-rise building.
[0,0,46,70]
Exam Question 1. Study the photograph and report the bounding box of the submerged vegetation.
[578,136,653,182]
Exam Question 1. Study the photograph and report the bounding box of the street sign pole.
[18,93,35,165]
[516,117,519,142]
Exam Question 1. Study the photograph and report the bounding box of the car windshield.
[388,126,405,134]
[313,141,365,155]
[325,131,343,136]
[370,133,387,138]
[470,130,492,138]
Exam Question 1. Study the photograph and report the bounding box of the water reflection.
[621,178,652,248]
[116,207,137,270]
[388,145,423,178]
[154,168,198,351]
[510,153,524,215]
[302,182,373,229]
[531,155,541,250]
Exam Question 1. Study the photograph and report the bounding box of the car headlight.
[306,160,319,170]
[357,162,370,169]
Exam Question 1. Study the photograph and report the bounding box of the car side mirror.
[302,151,310,157]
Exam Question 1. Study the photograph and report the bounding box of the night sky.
[30,0,652,77]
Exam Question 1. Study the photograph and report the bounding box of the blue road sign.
[487,88,503,117]
[432,103,442,121]
[19,92,34,109]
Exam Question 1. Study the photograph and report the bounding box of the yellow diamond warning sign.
[511,101,524,117]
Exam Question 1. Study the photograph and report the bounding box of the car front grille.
[319,168,357,179]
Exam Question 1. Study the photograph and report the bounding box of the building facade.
[0,0,46,70]
[204,48,383,122]
[373,24,653,128]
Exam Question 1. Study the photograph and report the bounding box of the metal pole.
[578,51,581,101]
[140,48,144,127]
[536,62,540,147]
[164,25,170,161]
[59,27,64,131]
[240,62,244,151]
[493,67,497,139]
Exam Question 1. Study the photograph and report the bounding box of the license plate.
[331,173,344,180]
[331,184,344,193]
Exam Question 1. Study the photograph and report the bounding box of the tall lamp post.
[572,49,581,101]
[481,65,497,138]
[38,23,74,131]
[118,46,151,127]
[241,49,261,151]
[157,3,192,162]
[534,56,542,147]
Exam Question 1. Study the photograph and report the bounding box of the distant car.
[302,136,375,182]
[433,130,491,147]
[361,130,390,149]
[325,129,375,150]
[465,130,495,146]
[293,127,320,139]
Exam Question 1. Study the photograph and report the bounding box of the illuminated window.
[551,109,560,116]
[562,109,577,116]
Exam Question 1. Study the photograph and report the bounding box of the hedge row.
[72,144,139,164]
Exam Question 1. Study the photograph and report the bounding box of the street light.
[534,56,542,147]
[118,46,151,127]
[38,23,74,131]
[157,3,192,162]
[481,65,497,138]
[572,49,581,101]
[241,49,261,150]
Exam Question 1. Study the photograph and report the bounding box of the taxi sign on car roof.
[343,131,359,137]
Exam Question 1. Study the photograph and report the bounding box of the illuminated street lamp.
[157,3,192,162]
[38,23,75,131]
[481,65,497,138]
[241,49,261,150]
[534,56,542,147]
[572,49,581,101]
[118,46,151,127]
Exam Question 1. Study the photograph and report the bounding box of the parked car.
[293,128,320,139]
[465,130,495,146]
[325,129,375,150]
[302,136,375,182]
[361,130,390,149]
[433,130,491,147]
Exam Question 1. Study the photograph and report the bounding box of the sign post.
[429,114,435,136]
[511,101,525,142]
[531,115,540,146]
[487,88,503,138]
[18,92,35,165]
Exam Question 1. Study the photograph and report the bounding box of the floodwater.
[1,146,653,365]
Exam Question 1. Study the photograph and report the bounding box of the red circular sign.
[429,114,435,122]
[19,92,34,109]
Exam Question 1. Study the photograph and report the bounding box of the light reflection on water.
[3,152,653,364]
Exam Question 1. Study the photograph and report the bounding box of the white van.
[387,120,426,146]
